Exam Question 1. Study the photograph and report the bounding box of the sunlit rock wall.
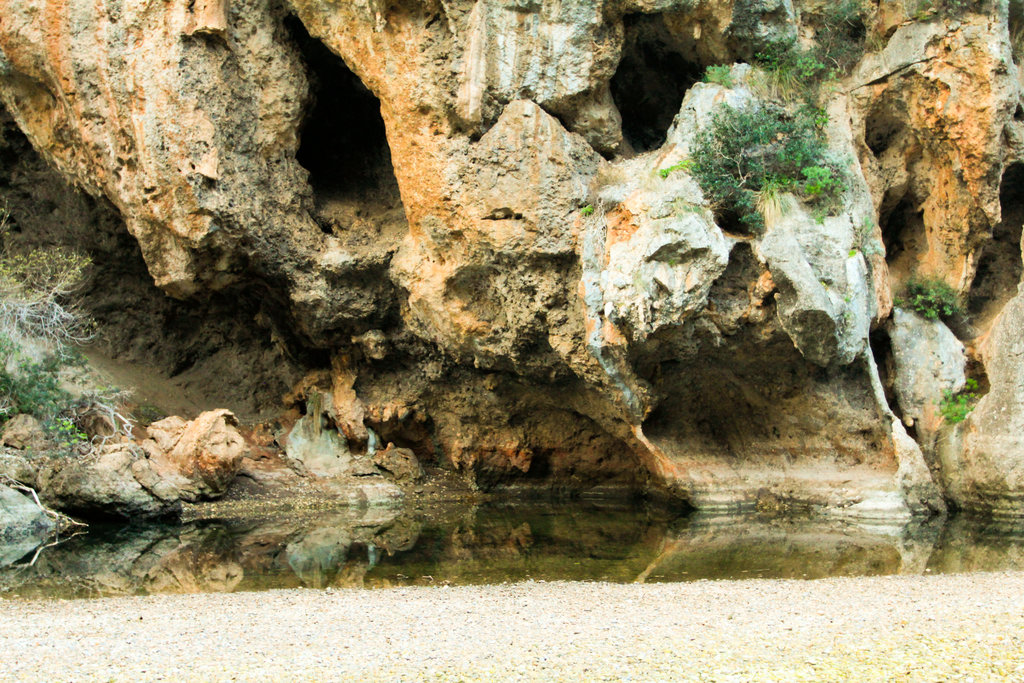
[1,0,1022,517]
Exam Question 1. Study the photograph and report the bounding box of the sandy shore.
[2,572,1023,681]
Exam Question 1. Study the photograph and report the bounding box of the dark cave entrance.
[610,14,702,154]
[968,162,1024,320]
[864,107,904,158]
[286,16,400,208]
[879,194,926,282]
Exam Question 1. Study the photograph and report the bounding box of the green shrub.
[903,278,962,320]
[0,205,99,443]
[580,204,594,217]
[690,103,845,232]
[0,334,73,420]
[51,415,89,449]
[802,166,842,196]
[939,378,979,424]
[703,65,734,87]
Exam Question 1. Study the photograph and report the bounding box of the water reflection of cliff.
[3,505,1024,600]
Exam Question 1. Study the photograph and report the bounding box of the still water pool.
[2,502,1023,599]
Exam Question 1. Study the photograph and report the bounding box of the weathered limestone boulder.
[139,409,247,502]
[372,444,425,484]
[759,220,873,367]
[42,443,181,519]
[1,414,46,450]
[889,307,967,448]
[37,410,245,519]
[0,484,54,566]
[598,160,731,342]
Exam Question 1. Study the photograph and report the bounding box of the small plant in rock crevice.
[752,40,833,102]
[901,277,963,320]
[750,1,868,103]
[658,159,695,179]
[939,378,979,424]
[854,216,885,257]
[702,65,734,87]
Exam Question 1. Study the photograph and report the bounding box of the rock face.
[1,415,47,450]
[939,294,1024,518]
[1,1,1022,517]
[0,484,54,565]
[139,410,246,502]
[39,410,248,519]
[889,308,967,453]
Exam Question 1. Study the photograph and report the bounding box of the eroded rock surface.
[0,484,54,566]
[31,411,247,519]
[139,410,247,502]
[1,1,1023,517]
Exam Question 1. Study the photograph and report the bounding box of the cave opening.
[879,194,926,282]
[968,162,1024,320]
[863,106,904,157]
[610,14,702,155]
[869,328,908,430]
[286,16,400,209]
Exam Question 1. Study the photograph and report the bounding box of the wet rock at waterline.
[18,411,247,519]
[0,1,1022,517]
[0,484,54,566]
[42,443,183,519]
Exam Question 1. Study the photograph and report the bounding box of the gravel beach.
[2,572,1023,681]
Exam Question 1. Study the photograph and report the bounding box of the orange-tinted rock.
[141,410,246,501]
[1,1,1022,518]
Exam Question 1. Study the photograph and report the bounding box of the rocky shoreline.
[2,573,1022,680]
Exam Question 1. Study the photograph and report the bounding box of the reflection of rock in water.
[635,516,912,582]
[5,505,1024,599]
[927,517,1024,574]
[0,506,409,598]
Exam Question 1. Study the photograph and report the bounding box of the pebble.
[2,572,1023,681]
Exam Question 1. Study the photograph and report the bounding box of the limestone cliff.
[1,0,1022,517]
